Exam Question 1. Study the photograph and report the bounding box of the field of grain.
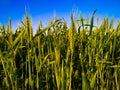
[0,11,120,90]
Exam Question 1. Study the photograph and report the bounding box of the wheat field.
[0,11,120,90]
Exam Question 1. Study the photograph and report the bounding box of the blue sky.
[0,0,120,33]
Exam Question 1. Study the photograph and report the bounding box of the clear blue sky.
[0,0,120,33]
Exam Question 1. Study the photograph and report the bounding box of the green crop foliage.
[0,11,120,90]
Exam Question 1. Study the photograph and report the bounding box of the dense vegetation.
[0,11,120,90]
